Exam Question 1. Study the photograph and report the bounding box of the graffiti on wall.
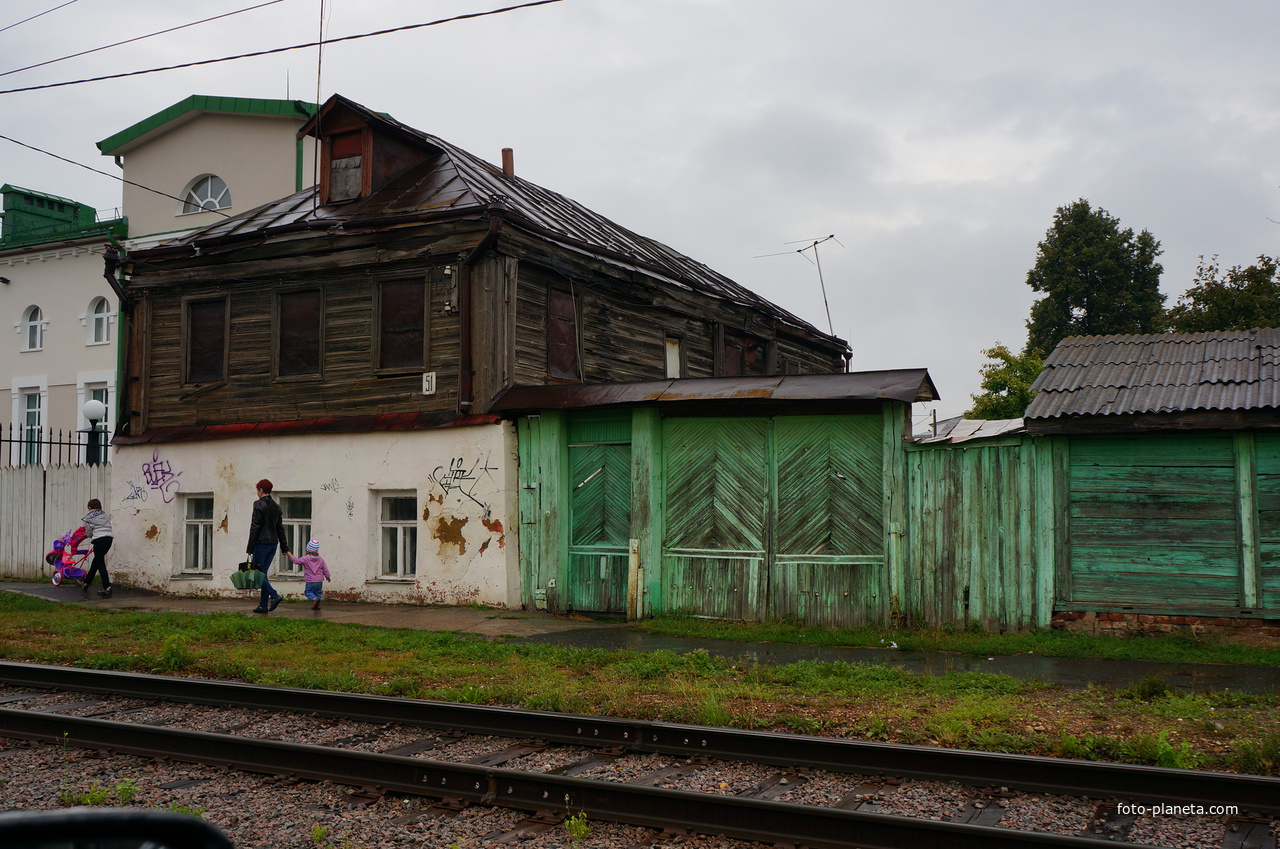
[429,453,498,518]
[122,479,148,503]
[141,449,182,503]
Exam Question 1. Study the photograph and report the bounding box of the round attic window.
[181,175,231,214]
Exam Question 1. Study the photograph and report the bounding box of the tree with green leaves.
[1025,199,1166,354]
[1165,255,1280,332]
[966,344,1044,419]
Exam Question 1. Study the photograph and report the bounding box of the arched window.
[88,297,112,344]
[21,305,43,351]
[181,175,231,214]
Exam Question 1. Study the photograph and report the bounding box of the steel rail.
[0,708,1143,849]
[1,661,1276,814]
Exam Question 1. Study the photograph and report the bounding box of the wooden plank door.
[662,418,770,620]
[566,440,632,613]
[771,415,885,626]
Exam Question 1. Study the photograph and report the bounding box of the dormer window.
[181,175,231,214]
[328,131,365,202]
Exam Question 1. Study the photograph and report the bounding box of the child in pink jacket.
[287,540,331,610]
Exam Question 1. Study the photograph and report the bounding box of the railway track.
[0,661,1275,848]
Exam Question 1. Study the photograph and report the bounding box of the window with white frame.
[181,175,231,214]
[183,495,214,573]
[21,305,44,351]
[21,390,41,466]
[379,493,417,578]
[278,494,312,575]
[87,297,112,345]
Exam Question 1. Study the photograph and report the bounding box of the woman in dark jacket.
[246,479,290,613]
[80,498,114,598]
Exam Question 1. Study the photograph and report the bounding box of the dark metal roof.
[1025,328,1280,419]
[487,370,938,414]
[141,94,845,349]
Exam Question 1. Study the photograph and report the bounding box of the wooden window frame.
[181,295,230,386]
[547,286,581,382]
[273,286,324,381]
[372,278,430,376]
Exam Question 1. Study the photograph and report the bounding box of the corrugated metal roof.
[142,95,844,347]
[914,416,1025,444]
[1025,329,1280,419]
[487,370,938,414]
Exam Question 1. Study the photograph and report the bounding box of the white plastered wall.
[1,244,116,439]
[119,112,317,242]
[109,422,522,608]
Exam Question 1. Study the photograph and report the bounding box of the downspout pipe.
[457,202,505,412]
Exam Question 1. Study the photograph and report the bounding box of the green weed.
[311,825,329,844]
[564,811,591,847]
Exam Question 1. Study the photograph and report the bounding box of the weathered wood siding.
[138,265,463,429]
[1259,435,1280,611]
[1065,435,1241,610]
[903,439,1058,631]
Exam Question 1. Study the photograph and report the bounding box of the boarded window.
[329,131,364,202]
[277,289,322,376]
[722,343,744,377]
[186,298,226,383]
[548,288,580,381]
[378,280,426,370]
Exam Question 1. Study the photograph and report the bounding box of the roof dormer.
[302,95,434,205]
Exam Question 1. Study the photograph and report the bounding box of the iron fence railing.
[0,423,111,468]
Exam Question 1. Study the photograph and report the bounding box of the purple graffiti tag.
[142,449,182,503]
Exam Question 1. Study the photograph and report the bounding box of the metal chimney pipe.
[501,148,514,177]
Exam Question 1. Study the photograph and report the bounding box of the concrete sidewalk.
[5,580,1280,694]
[3,580,608,640]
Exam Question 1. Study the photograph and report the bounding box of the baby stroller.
[46,526,91,586]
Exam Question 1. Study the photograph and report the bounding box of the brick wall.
[1052,610,1280,638]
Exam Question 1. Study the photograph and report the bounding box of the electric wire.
[1,0,291,79]
[0,0,567,95]
[0,133,235,218]
[0,0,78,35]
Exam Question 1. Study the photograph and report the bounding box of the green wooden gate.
[661,414,885,624]
[565,415,632,613]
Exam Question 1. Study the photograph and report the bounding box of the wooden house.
[108,94,849,605]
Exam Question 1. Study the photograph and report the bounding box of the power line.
[1,0,290,79]
[0,133,234,218]
[0,0,567,95]
[0,0,78,35]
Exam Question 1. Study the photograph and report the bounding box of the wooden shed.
[1025,329,1280,633]
[492,370,939,625]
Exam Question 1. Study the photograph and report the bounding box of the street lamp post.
[81,399,107,466]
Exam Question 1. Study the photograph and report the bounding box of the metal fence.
[1,423,111,468]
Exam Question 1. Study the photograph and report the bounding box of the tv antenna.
[755,234,843,335]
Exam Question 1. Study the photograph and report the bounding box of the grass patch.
[0,591,1277,775]
[637,615,1280,666]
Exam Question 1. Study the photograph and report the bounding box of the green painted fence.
[517,406,1280,629]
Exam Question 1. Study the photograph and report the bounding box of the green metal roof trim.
[0,218,127,250]
[97,96,317,155]
[0,184,84,205]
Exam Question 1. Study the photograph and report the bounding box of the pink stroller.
[46,526,91,586]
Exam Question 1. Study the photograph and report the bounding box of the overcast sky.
[5,0,1279,424]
